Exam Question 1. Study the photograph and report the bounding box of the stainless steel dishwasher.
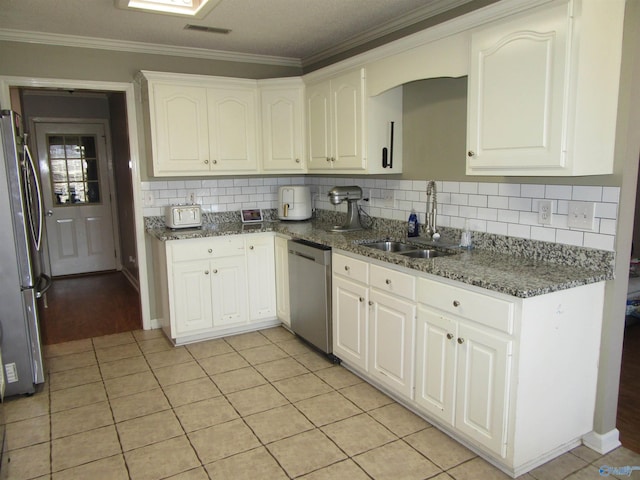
[287,239,332,354]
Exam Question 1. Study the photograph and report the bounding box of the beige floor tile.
[405,427,476,470]
[529,452,589,480]
[267,429,347,478]
[186,338,233,359]
[211,366,267,394]
[226,383,289,416]
[370,403,431,437]
[99,355,150,380]
[260,326,296,343]
[599,447,640,472]
[132,328,165,342]
[125,435,200,480]
[1,442,50,480]
[321,413,397,456]
[197,351,249,375]
[47,350,97,373]
[49,364,102,391]
[244,404,314,444]
[163,377,221,408]
[295,351,334,371]
[153,360,206,387]
[174,396,238,432]
[95,342,142,363]
[340,382,394,411]
[255,357,309,382]
[448,456,513,480]
[238,344,289,365]
[117,410,184,451]
[92,331,135,349]
[569,445,603,464]
[294,391,362,427]
[104,370,160,399]
[277,338,315,356]
[354,439,441,480]
[51,425,121,472]
[314,366,363,389]
[298,459,371,480]
[5,414,50,450]
[188,418,260,464]
[145,347,193,369]
[110,387,170,423]
[165,467,210,479]
[51,401,114,439]
[224,331,272,350]
[205,446,288,479]
[50,381,107,413]
[564,465,607,480]
[138,336,174,354]
[273,372,334,402]
[52,454,129,480]
[3,391,49,423]
[44,338,93,358]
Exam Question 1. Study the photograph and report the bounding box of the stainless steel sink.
[399,249,449,258]
[360,241,417,252]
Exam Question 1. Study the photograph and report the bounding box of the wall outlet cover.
[567,201,596,230]
[538,200,553,225]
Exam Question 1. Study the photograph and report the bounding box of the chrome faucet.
[426,180,440,241]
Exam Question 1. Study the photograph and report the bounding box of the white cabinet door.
[467,4,568,172]
[331,68,364,170]
[261,84,305,172]
[274,236,291,326]
[151,84,210,174]
[455,321,511,457]
[172,260,213,334]
[207,87,258,172]
[333,275,368,371]
[210,254,248,327]
[306,80,332,170]
[246,235,277,321]
[415,305,457,425]
[369,289,416,398]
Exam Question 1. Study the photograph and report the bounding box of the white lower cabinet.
[153,233,279,344]
[331,249,606,477]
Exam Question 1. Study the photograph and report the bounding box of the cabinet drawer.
[370,264,415,301]
[417,277,514,334]
[170,237,245,262]
[333,253,369,284]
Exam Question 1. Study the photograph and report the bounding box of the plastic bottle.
[460,219,472,249]
[408,209,419,237]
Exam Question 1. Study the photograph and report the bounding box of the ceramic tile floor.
[2,326,639,480]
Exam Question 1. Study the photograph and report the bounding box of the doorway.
[17,88,142,343]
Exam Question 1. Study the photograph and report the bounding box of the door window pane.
[46,134,100,205]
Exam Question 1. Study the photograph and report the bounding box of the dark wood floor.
[618,321,640,453]
[38,271,142,345]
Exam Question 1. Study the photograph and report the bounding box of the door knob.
[46,210,54,217]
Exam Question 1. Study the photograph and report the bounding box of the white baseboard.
[149,318,162,330]
[121,267,139,292]
[582,429,621,454]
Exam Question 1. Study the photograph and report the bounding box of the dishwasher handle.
[288,249,317,262]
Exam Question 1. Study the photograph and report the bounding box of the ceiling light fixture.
[115,0,222,18]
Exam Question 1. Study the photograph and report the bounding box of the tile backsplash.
[141,177,619,252]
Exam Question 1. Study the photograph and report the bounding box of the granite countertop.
[147,219,611,299]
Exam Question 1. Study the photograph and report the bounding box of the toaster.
[165,204,202,229]
[278,186,312,220]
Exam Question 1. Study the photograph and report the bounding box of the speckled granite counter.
[146,216,614,299]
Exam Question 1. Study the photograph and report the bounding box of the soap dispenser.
[460,219,472,249]
[408,209,419,237]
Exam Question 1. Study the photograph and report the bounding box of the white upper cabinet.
[466,0,625,176]
[259,79,306,173]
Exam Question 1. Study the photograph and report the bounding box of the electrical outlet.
[143,191,154,207]
[187,190,196,204]
[538,200,553,225]
[381,190,395,207]
[567,201,595,230]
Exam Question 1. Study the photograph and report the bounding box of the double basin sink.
[360,240,457,258]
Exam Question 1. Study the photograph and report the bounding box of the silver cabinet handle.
[46,210,54,217]
[213,269,218,274]
[447,333,454,340]
[204,159,209,164]
[457,337,465,344]
[204,270,209,275]
[208,249,213,253]
[344,265,350,271]
[468,151,475,157]
[359,297,364,302]
[249,246,254,250]
[213,159,218,164]
[385,279,392,285]
[295,158,300,163]
[453,300,460,307]
[368,301,374,306]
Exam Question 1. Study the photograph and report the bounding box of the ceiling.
[0,0,484,69]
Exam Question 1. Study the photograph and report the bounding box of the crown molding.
[0,28,302,68]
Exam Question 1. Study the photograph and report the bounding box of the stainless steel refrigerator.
[0,109,50,397]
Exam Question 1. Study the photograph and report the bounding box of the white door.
[245,235,276,321]
[35,122,117,276]
[172,260,214,335]
[332,275,368,370]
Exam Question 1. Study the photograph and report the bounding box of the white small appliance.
[278,186,312,220]
[165,204,202,229]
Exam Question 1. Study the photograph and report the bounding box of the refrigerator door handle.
[35,274,52,299]
[23,142,43,252]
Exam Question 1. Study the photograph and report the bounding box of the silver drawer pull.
[213,269,218,274]
[249,246,254,250]
[447,333,454,340]
[385,279,392,285]
[368,301,374,306]
[208,249,213,253]
[359,297,364,302]
[344,265,350,271]
[213,159,218,164]
[453,300,460,307]
[295,158,300,163]
[204,270,209,275]
[457,337,465,344]
[204,159,209,164]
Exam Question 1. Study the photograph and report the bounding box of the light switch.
[567,201,595,230]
